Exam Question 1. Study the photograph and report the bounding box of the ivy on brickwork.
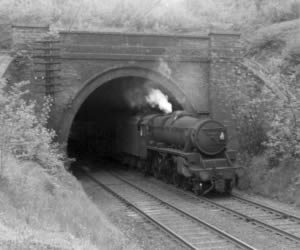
[218,58,300,165]
[0,78,64,173]
[262,59,300,161]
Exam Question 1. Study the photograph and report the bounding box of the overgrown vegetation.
[0,0,299,32]
[0,79,63,172]
[221,58,299,161]
[0,78,127,249]
[219,24,300,205]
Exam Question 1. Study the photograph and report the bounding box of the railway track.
[211,194,300,241]
[111,169,300,249]
[84,170,255,250]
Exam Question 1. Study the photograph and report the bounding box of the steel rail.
[110,171,256,250]
[84,171,198,250]
[231,194,300,222]
[200,196,300,243]
[139,174,300,244]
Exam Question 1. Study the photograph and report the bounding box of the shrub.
[0,78,126,248]
[219,59,300,164]
[244,154,300,206]
[264,1,300,23]
[0,78,64,173]
[217,72,269,157]
[262,61,300,161]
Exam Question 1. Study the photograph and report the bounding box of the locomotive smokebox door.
[191,120,227,156]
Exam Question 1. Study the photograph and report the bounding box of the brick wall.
[5,25,51,116]
[5,26,265,148]
[209,31,242,149]
[11,25,49,50]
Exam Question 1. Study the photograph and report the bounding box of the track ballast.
[84,169,255,250]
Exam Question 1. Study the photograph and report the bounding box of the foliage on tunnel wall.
[0,78,64,172]
[216,58,300,165]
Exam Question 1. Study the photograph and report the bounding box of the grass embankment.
[0,155,127,249]
[0,76,130,249]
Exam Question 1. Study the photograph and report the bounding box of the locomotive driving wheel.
[172,172,183,188]
[152,155,162,179]
[224,179,233,195]
[161,169,171,183]
[161,159,172,184]
[182,177,192,191]
[142,162,151,177]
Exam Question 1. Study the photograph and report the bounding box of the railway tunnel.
[66,75,184,162]
[5,26,243,163]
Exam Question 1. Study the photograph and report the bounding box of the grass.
[0,0,299,32]
[245,19,300,56]
[0,154,127,249]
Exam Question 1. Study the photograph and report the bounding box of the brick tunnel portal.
[67,76,183,160]
[4,26,243,157]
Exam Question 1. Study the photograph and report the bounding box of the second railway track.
[210,194,300,241]
[142,175,300,244]
[110,168,300,249]
[83,169,255,250]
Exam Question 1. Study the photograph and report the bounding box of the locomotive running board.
[189,166,241,171]
[147,146,197,158]
[147,146,240,170]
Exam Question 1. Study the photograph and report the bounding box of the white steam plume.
[146,89,172,113]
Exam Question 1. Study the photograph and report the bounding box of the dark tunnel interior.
[67,76,181,161]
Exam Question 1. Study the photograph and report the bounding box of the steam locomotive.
[116,111,239,195]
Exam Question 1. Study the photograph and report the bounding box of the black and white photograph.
[0,0,299,249]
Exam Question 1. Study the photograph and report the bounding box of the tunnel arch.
[58,65,195,145]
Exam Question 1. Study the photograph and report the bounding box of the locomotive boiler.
[116,111,239,195]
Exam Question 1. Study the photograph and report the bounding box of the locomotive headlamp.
[219,131,225,141]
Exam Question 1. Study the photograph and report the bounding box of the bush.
[217,72,269,157]
[263,1,300,23]
[261,59,300,161]
[0,78,64,173]
[218,58,299,164]
[243,154,300,206]
[0,78,127,248]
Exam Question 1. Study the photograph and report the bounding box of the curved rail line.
[214,194,300,241]
[84,170,255,250]
[125,170,300,245]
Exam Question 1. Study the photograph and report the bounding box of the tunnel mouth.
[67,76,182,162]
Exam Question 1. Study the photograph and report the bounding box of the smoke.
[124,86,149,110]
[124,85,172,113]
[146,88,172,113]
